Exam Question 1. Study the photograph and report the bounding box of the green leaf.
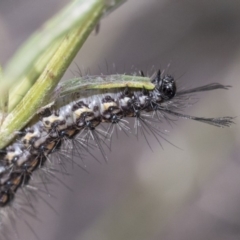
[0,0,125,149]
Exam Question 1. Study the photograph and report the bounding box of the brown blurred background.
[0,0,239,240]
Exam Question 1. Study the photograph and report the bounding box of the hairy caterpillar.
[0,69,234,240]
[0,0,239,239]
[0,70,234,208]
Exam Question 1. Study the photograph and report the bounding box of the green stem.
[0,0,109,149]
[1,0,124,112]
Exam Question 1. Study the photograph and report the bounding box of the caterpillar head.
[152,70,176,100]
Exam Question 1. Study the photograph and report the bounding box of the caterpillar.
[0,70,234,239]
[0,70,234,208]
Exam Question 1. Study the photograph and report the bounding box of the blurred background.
[0,0,239,240]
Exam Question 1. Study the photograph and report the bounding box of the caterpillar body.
[0,70,234,213]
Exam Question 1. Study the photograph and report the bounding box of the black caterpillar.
[0,70,234,208]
